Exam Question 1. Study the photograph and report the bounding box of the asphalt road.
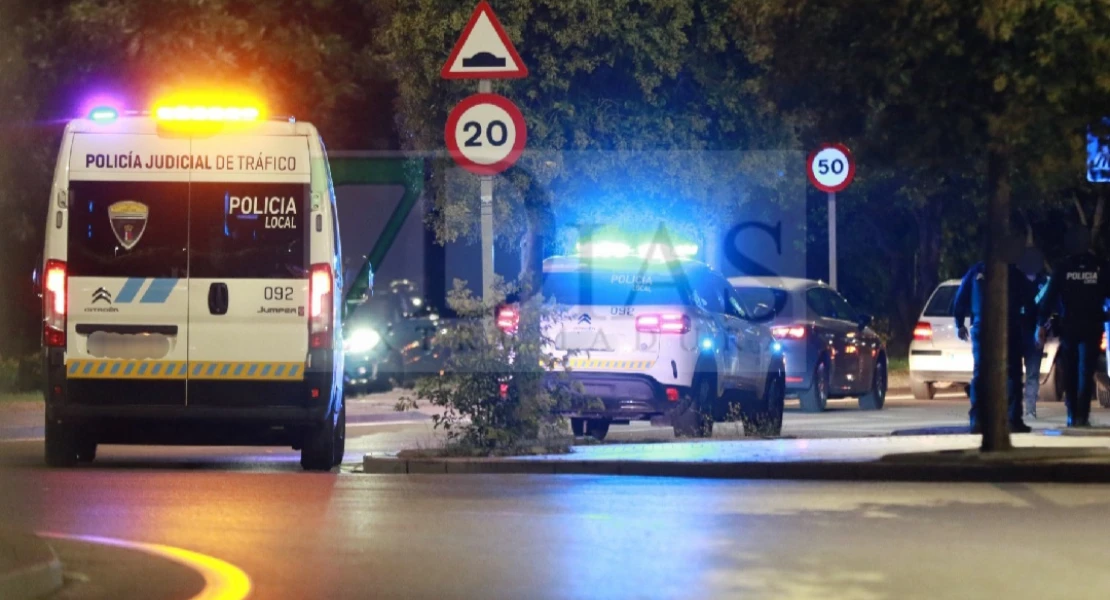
[4,390,1110,599]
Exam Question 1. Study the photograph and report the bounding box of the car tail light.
[1102,332,1107,352]
[636,313,690,334]
[771,325,806,340]
[309,263,333,349]
[913,322,933,341]
[496,306,519,334]
[43,260,67,347]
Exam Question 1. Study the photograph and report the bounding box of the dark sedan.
[730,277,887,412]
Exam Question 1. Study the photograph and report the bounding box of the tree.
[734,0,1110,450]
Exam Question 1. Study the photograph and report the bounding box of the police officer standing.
[954,238,1036,433]
[1018,246,1049,419]
[1037,228,1110,427]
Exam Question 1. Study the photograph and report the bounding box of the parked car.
[908,279,1062,402]
[343,286,443,394]
[730,277,888,413]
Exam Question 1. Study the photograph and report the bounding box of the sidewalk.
[0,530,64,600]
[363,430,1110,482]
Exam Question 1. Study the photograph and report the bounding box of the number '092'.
[264,286,295,301]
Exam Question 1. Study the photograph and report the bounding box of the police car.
[528,243,786,440]
[39,96,352,471]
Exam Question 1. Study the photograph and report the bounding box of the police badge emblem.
[107,201,149,250]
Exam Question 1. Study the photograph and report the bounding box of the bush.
[397,279,587,456]
[0,357,18,394]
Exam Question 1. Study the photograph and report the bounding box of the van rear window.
[541,270,695,306]
[189,183,308,279]
[68,181,188,278]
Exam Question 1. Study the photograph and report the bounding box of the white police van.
[528,245,786,440]
[39,99,347,470]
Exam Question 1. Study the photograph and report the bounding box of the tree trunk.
[981,148,1013,452]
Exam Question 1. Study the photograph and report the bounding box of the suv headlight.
[345,328,382,354]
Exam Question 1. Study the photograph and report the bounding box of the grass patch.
[0,392,43,405]
[397,437,573,459]
[887,356,909,374]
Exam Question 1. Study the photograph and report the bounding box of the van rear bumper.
[546,372,688,420]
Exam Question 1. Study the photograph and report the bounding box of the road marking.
[38,532,251,600]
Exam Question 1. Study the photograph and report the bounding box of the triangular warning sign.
[441,1,528,80]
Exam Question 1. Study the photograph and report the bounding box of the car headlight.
[345,328,382,354]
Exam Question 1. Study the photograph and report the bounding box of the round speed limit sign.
[807,143,855,192]
[445,93,528,176]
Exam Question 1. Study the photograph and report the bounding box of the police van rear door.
[185,135,312,405]
[64,133,191,405]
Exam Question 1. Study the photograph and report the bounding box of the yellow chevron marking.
[66,360,305,381]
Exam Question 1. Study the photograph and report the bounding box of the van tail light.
[1102,332,1107,352]
[913,322,933,341]
[771,325,806,340]
[309,263,333,349]
[43,260,67,347]
[496,305,519,334]
[636,313,690,334]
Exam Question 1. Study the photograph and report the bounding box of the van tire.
[799,360,829,413]
[1039,359,1063,404]
[332,402,346,467]
[45,418,79,468]
[301,409,338,472]
[673,373,715,438]
[911,380,936,400]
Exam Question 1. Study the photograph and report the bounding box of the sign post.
[807,144,856,290]
[442,1,529,302]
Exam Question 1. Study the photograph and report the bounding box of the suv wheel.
[910,380,935,400]
[859,357,887,410]
[1039,359,1063,403]
[570,418,585,437]
[742,370,785,437]
[673,374,714,438]
[584,419,610,441]
[301,407,338,472]
[799,360,829,413]
[1098,371,1110,409]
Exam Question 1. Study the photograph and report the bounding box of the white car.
[908,279,1061,402]
[38,96,352,470]
[521,249,785,440]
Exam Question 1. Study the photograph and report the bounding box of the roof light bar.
[154,105,261,123]
[88,106,119,123]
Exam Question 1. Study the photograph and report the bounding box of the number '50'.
[463,120,509,147]
[817,158,846,175]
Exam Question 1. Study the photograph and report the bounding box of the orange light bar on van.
[154,105,261,122]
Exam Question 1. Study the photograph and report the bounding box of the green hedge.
[0,355,42,394]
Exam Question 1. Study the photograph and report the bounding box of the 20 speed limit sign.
[807,143,855,192]
[445,93,527,176]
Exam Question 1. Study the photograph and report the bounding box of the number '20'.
[463,120,509,147]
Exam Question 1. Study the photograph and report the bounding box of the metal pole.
[828,191,837,290]
[480,176,495,301]
[477,79,495,303]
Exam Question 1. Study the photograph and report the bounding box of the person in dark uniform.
[953,240,1036,433]
[1017,246,1049,419]
[1037,228,1110,427]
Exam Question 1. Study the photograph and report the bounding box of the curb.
[363,453,1110,483]
[0,532,65,600]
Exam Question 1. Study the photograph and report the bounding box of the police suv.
[529,247,785,440]
[39,100,349,471]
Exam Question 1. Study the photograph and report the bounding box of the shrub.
[397,278,587,455]
[0,357,18,394]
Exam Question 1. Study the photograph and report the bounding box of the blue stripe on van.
[140,279,178,304]
[115,278,145,304]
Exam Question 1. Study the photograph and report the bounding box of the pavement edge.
[0,532,64,600]
[363,454,1110,482]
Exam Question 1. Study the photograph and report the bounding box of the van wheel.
[301,409,338,472]
[332,402,346,467]
[44,418,79,468]
[673,374,714,438]
[798,360,829,413]
[743,370,785,437]
[859,357,887,411]
[76,439,98,463]
[584,419,610,441]
[911,380,935,400]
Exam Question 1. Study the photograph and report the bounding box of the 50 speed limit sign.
[807,143,855,192]
[445,93,527,176]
